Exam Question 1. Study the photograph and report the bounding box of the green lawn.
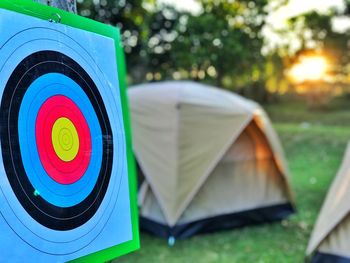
[117,102,350,263]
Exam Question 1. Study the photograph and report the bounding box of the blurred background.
[77,0,350,111]
[75,0,350,262]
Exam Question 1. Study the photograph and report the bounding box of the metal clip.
[49,13,61,23]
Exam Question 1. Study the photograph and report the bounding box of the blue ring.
[18,73,103,207]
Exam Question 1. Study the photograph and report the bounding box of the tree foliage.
[78,0,149,82]
[77,0,275,100]
[171,1,267,90]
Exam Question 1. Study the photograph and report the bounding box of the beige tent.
[129,81,294,239]
[307,143,350,262]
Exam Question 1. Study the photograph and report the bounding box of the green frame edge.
[0,0,140,262]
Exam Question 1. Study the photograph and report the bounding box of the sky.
[158,0,346,16]
[263,0,347,54]
[158,0,202,14]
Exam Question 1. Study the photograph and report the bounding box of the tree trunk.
[33,0,77,13]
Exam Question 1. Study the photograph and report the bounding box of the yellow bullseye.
[52,117,79,162]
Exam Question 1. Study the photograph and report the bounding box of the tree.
[274,4,350,106]
[64,0,274,101]
[77,0,149,83]
[169,0,269,100]
[143,5,181,81]
[32,0,77,13]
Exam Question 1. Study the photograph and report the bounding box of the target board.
[0,1,139,262]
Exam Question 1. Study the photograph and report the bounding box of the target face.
[0,3,138,263]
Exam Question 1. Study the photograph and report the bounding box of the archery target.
[2,50,113,230]
[0,7,134,261]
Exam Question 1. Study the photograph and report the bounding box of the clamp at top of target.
[49,12,61,23]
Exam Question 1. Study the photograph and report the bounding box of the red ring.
[36,95,92,185]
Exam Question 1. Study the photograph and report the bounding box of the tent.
[129,81,294,239]
[307,143,350,262]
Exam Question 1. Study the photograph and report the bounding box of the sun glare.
[288,55,328,83]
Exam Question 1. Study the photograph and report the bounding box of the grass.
[117,101,350,263]
[263,97,350,126]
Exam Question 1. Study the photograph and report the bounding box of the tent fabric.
[128,81,294,229]
[308,143,350,260]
